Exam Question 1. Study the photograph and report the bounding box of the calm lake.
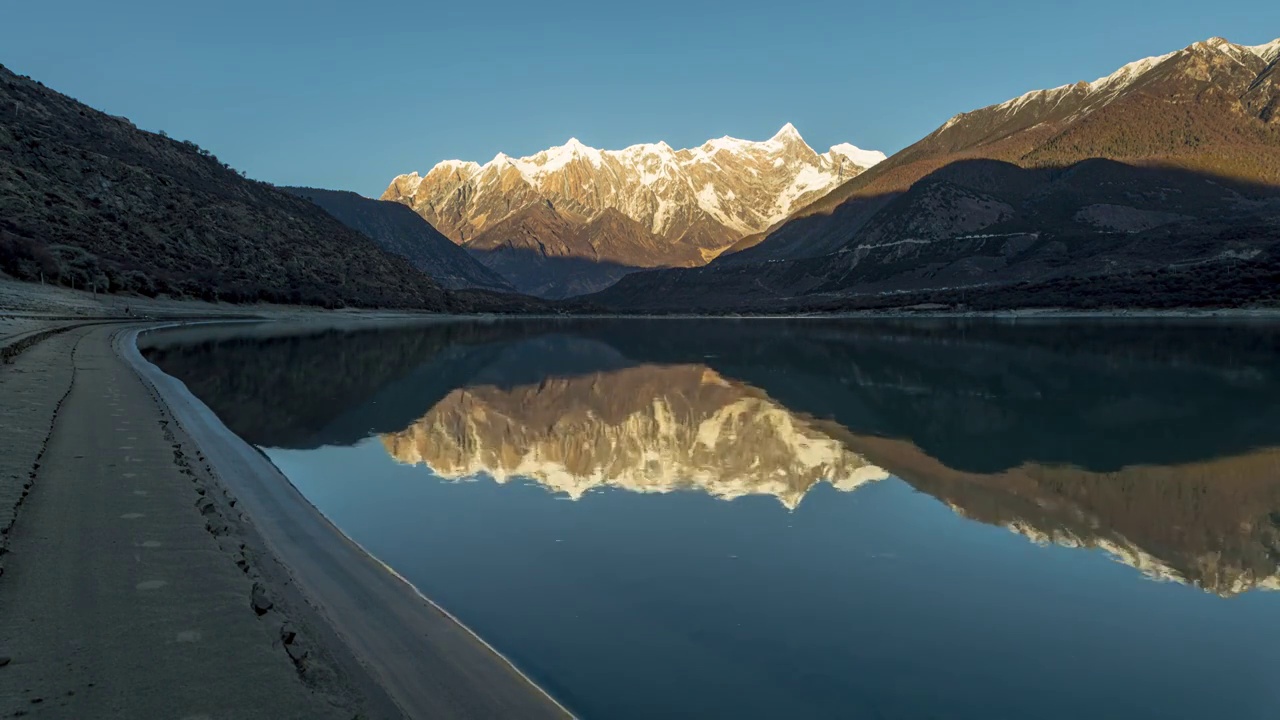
[144,318,1280,719]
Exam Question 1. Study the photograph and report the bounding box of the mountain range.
[381,126,885,297]
[3,35,1278,312]
[591,36,1280,311]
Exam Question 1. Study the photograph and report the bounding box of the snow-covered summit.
[772,121,803,140]
[384,124,884,255]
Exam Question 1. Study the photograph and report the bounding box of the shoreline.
[5,274,1280,324]
[122,325,573,719]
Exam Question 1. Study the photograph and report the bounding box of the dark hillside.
[0,64,444,308]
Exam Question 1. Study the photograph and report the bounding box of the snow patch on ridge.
[988,47,1183,119]
[701,135,763,156]
[387,171,425,194]
[1247,37,1280,63]
[828,143,886,169]
[1087,50,1177,93]
[981,36,1274,126]
[774,165,831,218]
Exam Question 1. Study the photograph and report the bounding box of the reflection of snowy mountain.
[381,353,1280,598]
[382,364,887,509]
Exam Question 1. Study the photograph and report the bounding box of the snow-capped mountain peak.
[770,122,804,142]
[382,125,885,296]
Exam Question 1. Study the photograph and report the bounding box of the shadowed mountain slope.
[0,65,444,308]
[282,187,513,293]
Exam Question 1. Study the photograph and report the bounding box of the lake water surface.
[145,319,1280,719]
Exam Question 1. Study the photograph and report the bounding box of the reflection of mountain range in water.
[380,360,1280,597]
[143,320,1280,598]
[382,364,888,509]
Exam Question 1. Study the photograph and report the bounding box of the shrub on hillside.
[0,231,60,282]
[46,245,106,291]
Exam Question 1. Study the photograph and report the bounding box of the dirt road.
[0,321,570,719]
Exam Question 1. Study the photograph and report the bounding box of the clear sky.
[4,0,1277,197]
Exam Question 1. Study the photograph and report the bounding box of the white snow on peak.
[620,140,677,158]
[694,124,815,161]
[1197,36,1280,63]
[431,160,481,179]
[1247,37,1280,62]
[514,138,606,177]
[702,135,763,155]
[828,143,887,169]
[771,122,803,142]
[428,124,847,182]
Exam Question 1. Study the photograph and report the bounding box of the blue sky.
[4,0,1277,197]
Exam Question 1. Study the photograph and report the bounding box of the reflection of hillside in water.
[844,435,1280,597]
[382,363,887,509]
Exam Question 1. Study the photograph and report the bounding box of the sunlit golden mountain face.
[381,363,888,509]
